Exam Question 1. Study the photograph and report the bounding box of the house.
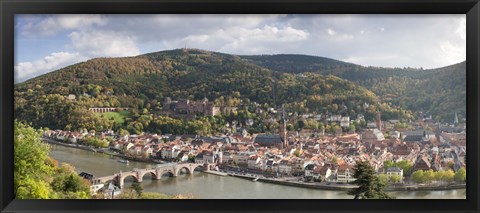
[337,164,356,183]
[142,146,153,158]
[195,153,204,164]
[304,164,316,177]
[67,94,76,101]
[362,129,385,144]
[394,144,411,156]
[175,151,189,162]
[232,152,250,166]
[221,152,233,164]
[278,159,292,175]
[386,167,403,183]
[247,155,261,170]
[318,165,332,182]
[103,182,121,198]
[414,156,431,171]
[340,116,350,128]
[123,142,135,153]
[203,151,215,164]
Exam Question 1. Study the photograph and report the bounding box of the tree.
[411,170,425,183]
[293,150,301,157]
[296,120,305,130]
[14,121,54,199]
[383,160,395,170]
[454,168,466,182]
[14,121,90,199]
[443,170,455,182]
[349,124,356,132]
[390,175,401,183]
[395,160,413,174]
[348,161,395,199]
[131,182,143,196]
[423,170,435,183]
[378,174,388,185]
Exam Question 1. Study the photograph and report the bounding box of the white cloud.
[15,14,467,82]
[327,28,336,36]
[15,52,87,83]
[435,41,465,66]
[163,25,309,54]
[456,17,466,41]
[68,30,140,57]
[21,15,106,37]
[182,34,210,43]
[238,25,309,42]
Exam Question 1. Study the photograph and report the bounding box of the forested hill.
[14,48,463,132]
[241,54,466,122]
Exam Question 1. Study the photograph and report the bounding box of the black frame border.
[1,0,479,213]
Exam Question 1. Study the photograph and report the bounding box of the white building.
[337,165,356,183]
[386,167,403,183]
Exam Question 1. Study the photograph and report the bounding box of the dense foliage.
[14,121,91,199]
[14,49,463,133]
[241,54,466,122]
[348,161,395,199]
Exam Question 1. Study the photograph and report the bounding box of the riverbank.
[226,172,466,192]
[45,139,466,193]
[204,171,229,176]
[43,138,159,164]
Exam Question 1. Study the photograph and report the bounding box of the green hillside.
[14,48,463,133]
[240,54,466,122]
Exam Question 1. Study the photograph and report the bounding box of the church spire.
[279,104,287,148]
[454,112,459,126]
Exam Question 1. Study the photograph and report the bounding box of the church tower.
[279,105,287,148]
[376,111,382,131]
[454,112,459,126]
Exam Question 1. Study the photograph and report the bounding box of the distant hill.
[14,48,463,131]
[240,54,466,122]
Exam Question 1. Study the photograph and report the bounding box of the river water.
[49,144,466,199]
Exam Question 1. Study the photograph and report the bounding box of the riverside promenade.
[226,172,466,192]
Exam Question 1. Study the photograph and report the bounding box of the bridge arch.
[175,166,192,176]
[121,174,140,183]
[191,164,206,172]
[140,171,158,181]
[159,170,175,178]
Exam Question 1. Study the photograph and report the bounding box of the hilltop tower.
[182,44,189,56]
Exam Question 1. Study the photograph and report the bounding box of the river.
[48,144,466,199]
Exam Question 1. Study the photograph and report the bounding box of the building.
[67,94,76,101]
[362,129,385,144]
[386,167,403,183]
[164,98,220,116]
[414,157,432,171]
[337,164,356,183]
[340,116,350,128]
[304,164,316,177]
[253,134,284,149]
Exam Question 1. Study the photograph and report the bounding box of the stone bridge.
[94,163,212,188]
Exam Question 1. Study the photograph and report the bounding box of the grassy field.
[100,110,131,124]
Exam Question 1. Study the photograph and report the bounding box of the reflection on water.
[49,145,466,199]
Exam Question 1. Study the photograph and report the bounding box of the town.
[43,102,467,197]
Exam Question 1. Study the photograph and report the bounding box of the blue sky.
[14,14,466,83]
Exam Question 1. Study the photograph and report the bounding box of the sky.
[14,14,466,83]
